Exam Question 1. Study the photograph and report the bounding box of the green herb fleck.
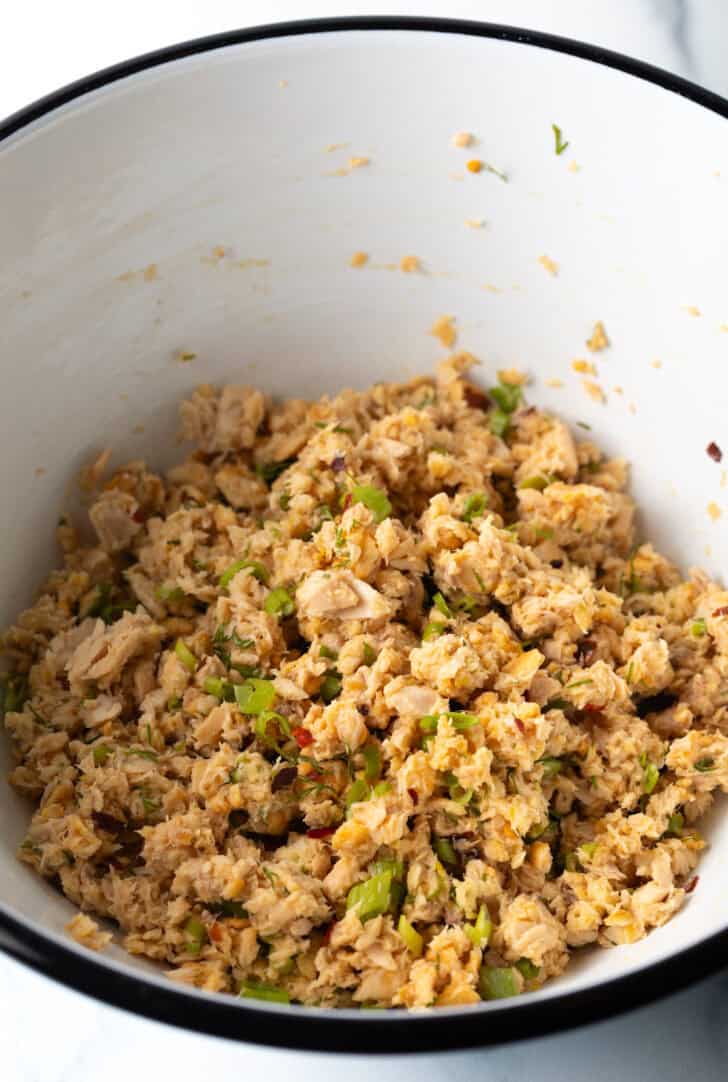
[552,123,569,156]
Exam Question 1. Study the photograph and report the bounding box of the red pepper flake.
[514,719,525,734]
[322,921,336,945]
[706,442,723,463]
[132,508,147,523]
[685,875,699,894]
[293,726,314,748]
[209,922,223,943]
[712,606,728,618]
[342,493,352,511]
[307,826,335,839]
[408,788,419,805]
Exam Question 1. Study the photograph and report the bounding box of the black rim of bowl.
[1,14,728,1053]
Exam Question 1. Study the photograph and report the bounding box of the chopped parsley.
[552,123,569,156]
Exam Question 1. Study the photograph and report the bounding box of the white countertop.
[3,3,728,1080]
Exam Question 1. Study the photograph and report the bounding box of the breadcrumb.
[684,306,701,318]
[430,315,457,349]
[586,322,609,352]
[349,156,369,170]
[538,255,558,276]
[452,132,473,148]
[545,378,564,388]
[400,256,421,273]
[350,251,369,269]
[466,159,483,174]
[572,359,596,375]
[464,219,484,229]
[707,501,722,521]
[650,360,662,370]
[143,263,158,282]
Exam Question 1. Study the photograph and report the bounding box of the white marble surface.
[2,2,728,1080]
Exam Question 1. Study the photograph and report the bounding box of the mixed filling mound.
[3,355,728,1009]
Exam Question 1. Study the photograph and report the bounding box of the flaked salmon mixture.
[3,355,728,1009]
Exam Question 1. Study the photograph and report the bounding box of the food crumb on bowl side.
[400,256,421,273]
[350,251,369,269]
[538,255,559,277]
[582,379,606,404]
[430,315,457,349]
[586,322,609,352]
[66,912,113,952]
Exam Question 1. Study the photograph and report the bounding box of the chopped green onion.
[537,756,563,779]
[214,900,248,918]
[419,715,439,734]
[545,698,571,712]
[462,492,487,523]
[446,772,473,804]
[239,980,290,1004]
[372,781,391,797]
[219,559,268,589]
[397,915,423,957]
[515,957,540,980]
[362,642,377,666]
[361,743,381,782]
[92,745,112,767]
[422,621,447,642]
[490,381,522,414]
[351,483,391,523]
[464,905,492,948]
[234,679,276,715]
[183,915,207,955]
[519,475,553,491]
[433,837,457,866]
[694,757,715,773]
[347,870,393,921]
[175,639,197,673]
[432,592,452,618]
[264,587,295,617]
[691,618,707,637]
[155,584,185,603]
[254,709,291,746]
[167,696,182,712]
[203,676,225,699]
[565,678,593,689]
[479,966,519,1000]
[489,408,511,438]
[580,841,598,858]
[446,711,479,731]
[643,761,660,794]
[1,673,29,715]
[319,644,338,661]
[345,778,371,806]
[552,123,569,156]
[255,460,295,486]
[666,812,684,836]
[320,671,342,703]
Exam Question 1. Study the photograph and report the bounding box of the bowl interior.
[1,25,728,1013]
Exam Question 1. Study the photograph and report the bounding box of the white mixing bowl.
[1,16,728,1053]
